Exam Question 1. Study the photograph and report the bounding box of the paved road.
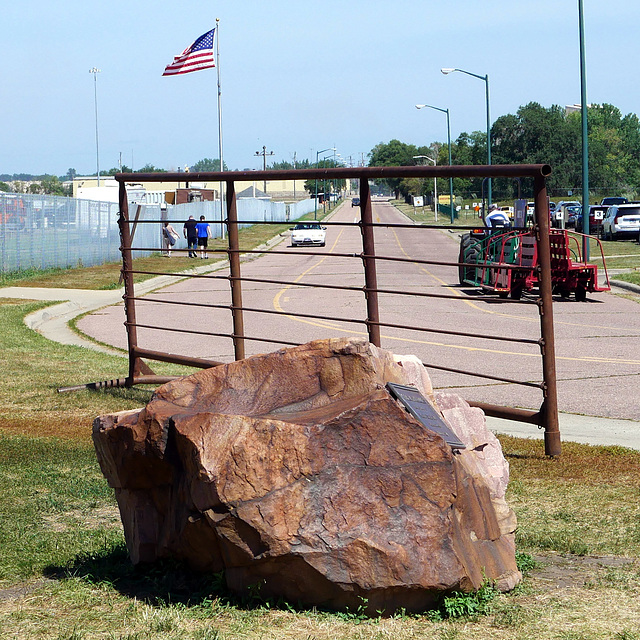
[73,200,640,425]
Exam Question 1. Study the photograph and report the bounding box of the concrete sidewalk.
[486,413,640,450]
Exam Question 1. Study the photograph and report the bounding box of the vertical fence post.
[226,180,246,361]
[359,179,381,347]
[534,175,561,457]
[118,181,140,386]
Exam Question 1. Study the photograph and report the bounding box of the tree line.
[368,102,640,202]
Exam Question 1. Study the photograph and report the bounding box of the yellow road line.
[272,211,640,365]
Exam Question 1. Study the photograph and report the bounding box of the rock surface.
[93,338,520,613]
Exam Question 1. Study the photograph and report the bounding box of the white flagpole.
[215,18,225,239]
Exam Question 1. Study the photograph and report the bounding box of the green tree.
[0,182,10,192]
[39,175,67,196]
[190,158,228,172]
[104,165,132,176]
[304,158,345,196]
[136,163,167,173]
[269,159,311,170]
[368,139,421,198]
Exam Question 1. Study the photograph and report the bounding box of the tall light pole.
[89,67,101,187]
[578,0,590,260]
[441,67,491,205]
[416,103,454,223]
[314,147,335,219]
[413,154,438,222]
[255,145,274,194]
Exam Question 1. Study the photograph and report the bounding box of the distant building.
[72,175,309,204]
[565,104,592,115]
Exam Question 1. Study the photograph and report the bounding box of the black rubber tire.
[511,286,523,300]
[458,234,472,284]
[464,247,480,283]
[575,285,587,302]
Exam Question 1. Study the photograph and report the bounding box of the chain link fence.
[0,193,317,274]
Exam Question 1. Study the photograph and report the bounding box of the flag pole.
[215,17,225,240]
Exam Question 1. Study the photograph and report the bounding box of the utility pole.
[255,145,274,194]
[89,67,101,187]
[292,151,297,200]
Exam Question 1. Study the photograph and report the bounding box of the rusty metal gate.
[109,163,560,455]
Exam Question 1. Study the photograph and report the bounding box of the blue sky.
[1,0,637,176]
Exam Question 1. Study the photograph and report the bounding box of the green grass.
[0,434,120,581]
[1,430,640,639]
[0,299,159,439]
[613,271,640,285]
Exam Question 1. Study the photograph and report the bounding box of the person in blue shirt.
[196,215,212,259]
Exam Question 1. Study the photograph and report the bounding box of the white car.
[602,204,640,240]
[290,222,326,247]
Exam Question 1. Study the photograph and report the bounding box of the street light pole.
[416,103,454,223]
[413,154,438,222]
[255,145,274,194]
[578,0,590,260]
[89,67,101,188]
[441,67,491,206]
[314,147,335,220]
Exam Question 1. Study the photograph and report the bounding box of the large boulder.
[93,338,520,614]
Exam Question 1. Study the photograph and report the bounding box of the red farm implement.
[458,227,610,301]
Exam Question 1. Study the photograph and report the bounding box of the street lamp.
[578,0,590,259]
[441,67,491,205]
[413,154,438,222]
[416,103,454,223]
[89,67,101,187]
[314,147,335,219]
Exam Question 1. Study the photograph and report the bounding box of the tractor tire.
[465,248,480,284]
[511,285,523,300]
[458,234,472,284]
[575,285,587,302]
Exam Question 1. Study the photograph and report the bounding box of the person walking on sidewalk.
[183,215,198,258]
[196,215,212,259]
[162,222,179,257]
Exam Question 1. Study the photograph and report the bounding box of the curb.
[610,279,640,295]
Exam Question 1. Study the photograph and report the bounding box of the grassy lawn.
[0,294,639,638]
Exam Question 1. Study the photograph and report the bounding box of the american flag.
[163,28,216,76]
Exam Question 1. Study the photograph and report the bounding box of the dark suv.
[351,197,360,207]
[601,197,628,206]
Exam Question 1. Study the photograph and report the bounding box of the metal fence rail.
[111,164,561,456]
